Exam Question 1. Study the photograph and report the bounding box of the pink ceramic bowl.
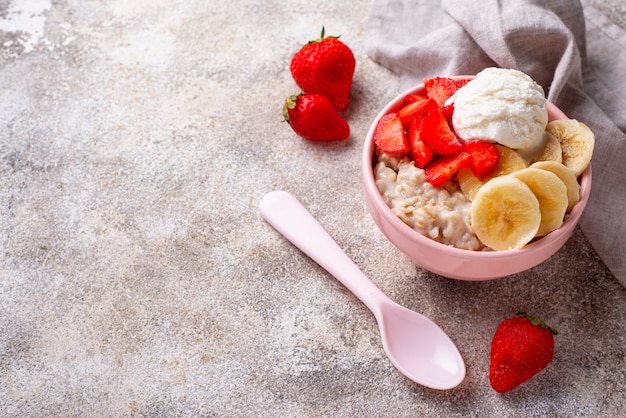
[362,77,592,280]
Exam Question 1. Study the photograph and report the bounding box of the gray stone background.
[1,0,624,416]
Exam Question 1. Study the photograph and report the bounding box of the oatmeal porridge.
[374,150,485,251]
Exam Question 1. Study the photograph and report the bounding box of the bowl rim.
[362,76,592,259]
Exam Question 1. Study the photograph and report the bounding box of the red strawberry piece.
[455,78,471,89]
[490,312,558,393]
[441,103,455,122]
[403,92,429,104]
[290,27,356,112]
[397,97,429,124]
[283,93,350,141]
[407,114,434,168]
[420,108,463,155]
[423,77,471,107]
[424,77,461,107]
[424,151,471,186]
[373,112,409,154]
[398,98,438,125]
[463,140,500,178]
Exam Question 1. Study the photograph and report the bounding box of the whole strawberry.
[489,312,558,392]
[283,93,350,141]
[290,27,355,112]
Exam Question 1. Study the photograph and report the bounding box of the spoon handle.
[259,190,387,314]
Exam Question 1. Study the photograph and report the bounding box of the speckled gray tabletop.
[1,0,624,417]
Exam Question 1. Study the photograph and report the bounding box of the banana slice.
[530,161,580,212]
[545,119,594,176]
[470,175,541,250]
[531,131,562,164]
[512,168,568,237]
[458,144,527,201]
[457,167,481,201]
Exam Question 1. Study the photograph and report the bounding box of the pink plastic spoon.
[259,190,465,390]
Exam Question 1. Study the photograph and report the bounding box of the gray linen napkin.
[365,0,626,286]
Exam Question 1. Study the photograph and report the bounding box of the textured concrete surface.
[1,0,624,416]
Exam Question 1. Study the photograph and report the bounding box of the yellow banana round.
[531,131,562,164]
[512,167,569,237]
[545,119,594,176]
[530,161,580,212]
[470,175,541,250]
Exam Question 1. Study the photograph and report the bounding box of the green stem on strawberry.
[283,93,301,122]
[310,26,340,44]
[516,311,559,335]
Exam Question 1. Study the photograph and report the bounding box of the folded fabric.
[364,0,626,286]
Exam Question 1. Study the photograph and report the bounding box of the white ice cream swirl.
[451,67,548,151]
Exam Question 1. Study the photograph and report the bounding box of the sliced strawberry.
[373,112,409,154]
[420,108,463,155]
[398,97,438,125]
[398,98,428,124]
[424,151,472,187]
[403,92,429,104]
[407,115,434,168]
[455,78,471,89]
[424,77,460,107]
[463,140,500,178]
[441,103,454,122]
[424,77,471,107]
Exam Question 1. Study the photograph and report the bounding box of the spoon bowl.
[259,190,465,390]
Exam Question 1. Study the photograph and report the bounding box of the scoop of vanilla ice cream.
[451,68,548,150]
